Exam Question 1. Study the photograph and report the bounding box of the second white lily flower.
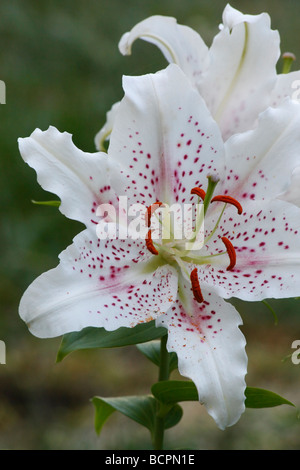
[116,4,300,141]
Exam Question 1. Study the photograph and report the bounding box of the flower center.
[144,175,243,303]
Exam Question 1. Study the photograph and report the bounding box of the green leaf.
[152,380,198,404]
[244,387,295,408]
[31,199,61,207]
[56,320,167,362]
[164,404,183,430]
[152,381,295,409]
[92,395,183,436]
[92,395,156,435]
[91,398,116,435]
[136,340,178,372]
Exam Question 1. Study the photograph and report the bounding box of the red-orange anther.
[145,229,159,255]
[145,202,164,227]
[191,187,206,201]
[190,268,204,303]
[211,195,243,214]
[221,236,237,270]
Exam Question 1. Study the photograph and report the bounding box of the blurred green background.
[0,0,299,449]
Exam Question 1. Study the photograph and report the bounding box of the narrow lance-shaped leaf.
[151,381,295,408]
[245,387,295,408]
[57,321,167,362]
[92,395,183,437]
[92,395,156,435]
[136,340,178,372]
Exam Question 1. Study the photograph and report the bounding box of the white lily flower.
[117,4,300,140]
[18,65,300,429]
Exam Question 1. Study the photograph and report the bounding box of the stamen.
[221,236,236,270]
[211,195,243,214]
[190,268,204,303]
[191,187,206,201]
[145,229,159,255]
[145,201,164,227]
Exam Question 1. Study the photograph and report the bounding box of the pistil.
[281,52,296,74]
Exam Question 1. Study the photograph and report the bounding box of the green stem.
[153,334,170,450]
[203,174,219,216]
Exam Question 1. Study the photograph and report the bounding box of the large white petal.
[200,199,300,301]
[199,5,280,139]
[19,229,178,338]
[119,16,209,87]
[222,3,272,29]
[18,126,124,229]
[108,64,225,207]
[222,98,300,201]
[269,70,300,108]
[156,283,247,429]
[279,166,300,207]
